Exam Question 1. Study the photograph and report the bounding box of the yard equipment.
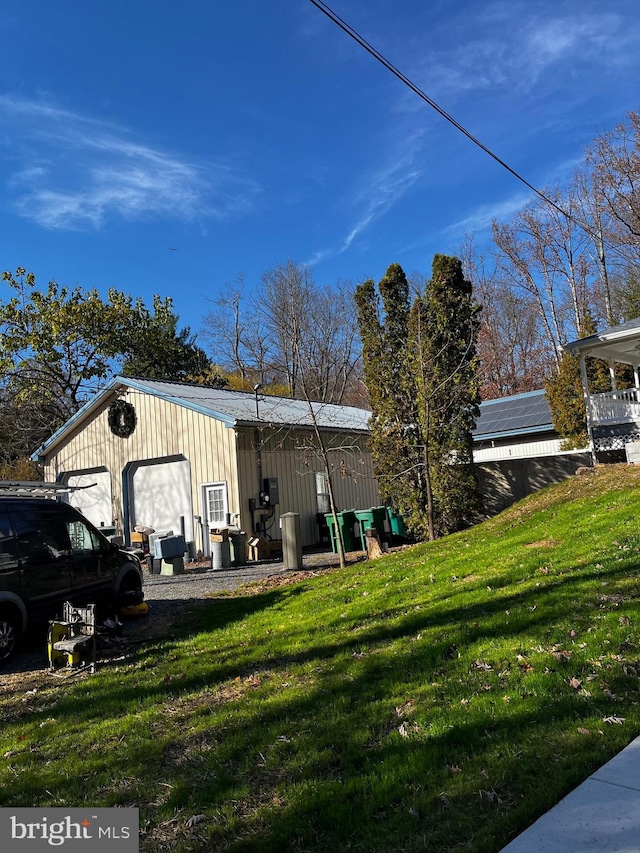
[48,602,96,675]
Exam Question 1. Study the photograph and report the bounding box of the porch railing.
[590,388,640,425]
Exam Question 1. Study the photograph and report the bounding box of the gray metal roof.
[32,376,372,460]
[128,378,372,431]
[34,375,555,462]
[564,317,640,365]
[473,390,553,440]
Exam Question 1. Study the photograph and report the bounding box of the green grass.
[3,464,640,851]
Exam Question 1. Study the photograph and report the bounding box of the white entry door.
[202,482,228,557]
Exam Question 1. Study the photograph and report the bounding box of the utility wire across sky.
[308,0,619,252]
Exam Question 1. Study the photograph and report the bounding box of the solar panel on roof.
[473,391,553,438]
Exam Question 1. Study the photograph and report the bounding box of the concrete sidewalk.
[501,735,640,852]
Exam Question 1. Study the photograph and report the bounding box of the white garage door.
[63,470,113,529]
[129,457,194,549]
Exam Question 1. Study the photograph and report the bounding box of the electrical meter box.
[260,477,279,507]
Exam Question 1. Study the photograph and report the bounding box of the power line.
[308,0,575,223]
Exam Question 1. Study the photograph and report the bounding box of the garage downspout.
[122,464,132,547]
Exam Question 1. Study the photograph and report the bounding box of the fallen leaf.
[603,716,625,725]
[471,660,493,671]
[552,650,572,662]
[569,677,582,690]
[186,815,206,828]
[395,700,416,718]
[577,727,591,735]
[480,787,503,804]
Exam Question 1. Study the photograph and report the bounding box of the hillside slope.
[2,464,640,852]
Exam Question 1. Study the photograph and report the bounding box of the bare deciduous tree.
[459,238,554,397]
[202,260,362,404]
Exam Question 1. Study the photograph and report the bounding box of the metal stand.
[48,602,96,676]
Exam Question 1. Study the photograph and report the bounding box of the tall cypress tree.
[355,265,421,520]
[419,254,482,537]
[356,257,481,540]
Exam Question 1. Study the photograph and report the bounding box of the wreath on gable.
[108,400,137,438]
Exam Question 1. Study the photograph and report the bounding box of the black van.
[0,497,143,663]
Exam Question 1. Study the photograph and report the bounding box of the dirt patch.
[222,566,339,595]
[524,539,560,549]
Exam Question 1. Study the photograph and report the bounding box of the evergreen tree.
[413,255,482,537]
[355,266,421,522]
[120,295,213,381]
[356,257,481,540]
[545,313,611,449]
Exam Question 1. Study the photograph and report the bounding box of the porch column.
[609,360,617,392]
[579,353,596,464]
[634,365,640,390]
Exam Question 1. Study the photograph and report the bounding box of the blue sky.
[1,0,640,336]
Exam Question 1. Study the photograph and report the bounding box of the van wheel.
[117,574,143,609]
[0,608,20,664]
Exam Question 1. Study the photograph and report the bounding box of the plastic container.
[387,508,408,541]
[153,534,186,559]
[325,510,359,553]
[229,531,247,567]
[354,507,388,547]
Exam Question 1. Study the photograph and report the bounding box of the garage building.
[33,377,380,557]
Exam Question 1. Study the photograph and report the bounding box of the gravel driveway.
[1,550,350,677]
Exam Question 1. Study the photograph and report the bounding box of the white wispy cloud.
[442,191,534,237]
[304,247,335,267]
[402,6,634,106]
[307,132,426,265]
[0,95,260,230]
[341,159,422,251]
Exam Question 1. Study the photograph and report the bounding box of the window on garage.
[205,483,228,527]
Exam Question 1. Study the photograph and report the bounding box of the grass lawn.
[2,464,640,851]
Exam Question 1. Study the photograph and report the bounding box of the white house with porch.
[564,317,640,459]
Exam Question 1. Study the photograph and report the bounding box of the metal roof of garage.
[33,377,555,462]
[32,376,372,460]
[128,377,372,431]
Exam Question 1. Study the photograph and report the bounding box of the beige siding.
[237,427,379,546]
[43,390,379,550]
[43,390,240,547]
